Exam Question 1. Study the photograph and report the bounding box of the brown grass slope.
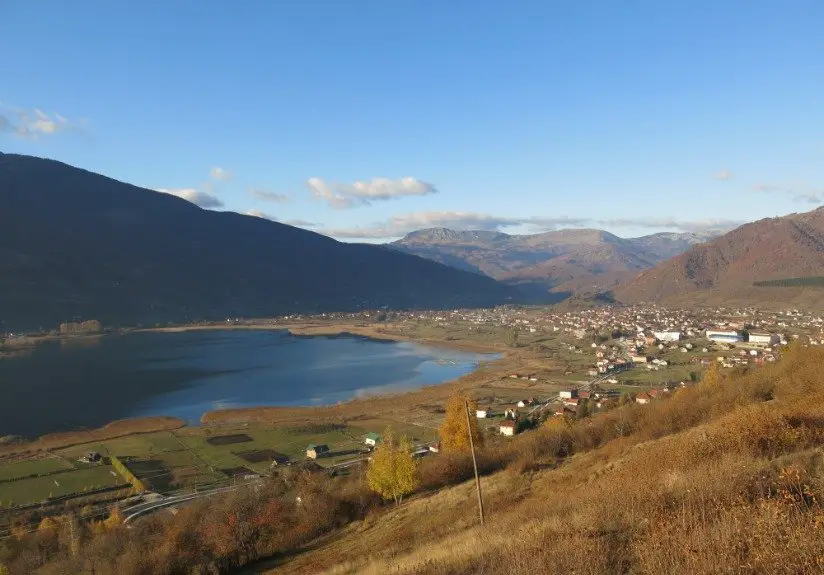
[615,207,824,305]
[266,345,824,575]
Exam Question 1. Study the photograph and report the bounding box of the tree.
[439,390,484,453]
[504,327,519,347]
[38,517,58,534]
[366,427,419,504]
[701,361,723,388]
[576,398,590,419]
[103,506,124,530]
[0,562,8,575]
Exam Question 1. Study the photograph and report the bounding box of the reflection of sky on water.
[126,331,497,425]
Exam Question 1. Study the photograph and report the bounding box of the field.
[0,455,72,481]
[0,417,436,505]
[0,465,124,506]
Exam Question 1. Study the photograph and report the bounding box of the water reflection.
[0,330,497,438]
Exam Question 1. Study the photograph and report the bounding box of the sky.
[2,1,823,242]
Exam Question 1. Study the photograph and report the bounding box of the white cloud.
[249,188,289,203]
[245,210,317,228]
[156,187,224,208]
[246,209,272,219]
[320,212,589,239]
[209,166,232,181]
[0,104,83,139]
[307,177,437,209]
[714,169,732,181]
[598,217,743,233]
[318,211,742,240]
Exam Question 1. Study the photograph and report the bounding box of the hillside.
[0,153,515,331]
[392,227,716,294]
[615,207,824,306]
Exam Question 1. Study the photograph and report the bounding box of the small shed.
[306,444,330,459]
[364,432,382,447]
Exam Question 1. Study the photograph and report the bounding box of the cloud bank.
[245,210,317,228]
[319,211,743,239]
[307,177,437,209]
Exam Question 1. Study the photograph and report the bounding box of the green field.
[0,466,125,506]
[0,456,72,481]
[0,419,433,500]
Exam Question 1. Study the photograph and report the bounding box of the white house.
[476,409,489,418]
[499,420,517,436]
[559,389,578,400]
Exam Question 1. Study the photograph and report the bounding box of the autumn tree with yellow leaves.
[366,427,419,504]
[438,390,484,453]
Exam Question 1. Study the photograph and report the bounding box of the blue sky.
[2,1,823,241]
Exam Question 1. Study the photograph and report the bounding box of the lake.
[0,330,495,439]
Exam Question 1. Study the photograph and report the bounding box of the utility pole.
[464,400,485,525]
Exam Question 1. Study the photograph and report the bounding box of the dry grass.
[263,344,824,575]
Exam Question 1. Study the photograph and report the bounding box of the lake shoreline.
[1,324,508,453]
[134,322,503,354]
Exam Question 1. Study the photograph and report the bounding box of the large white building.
[653,331,681,342]
[706,330,744,343]
[748,333,777,346]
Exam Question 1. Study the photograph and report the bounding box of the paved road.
[123,483,254,524]
[121,455,379,524]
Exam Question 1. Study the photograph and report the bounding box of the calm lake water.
[0,330,495,439]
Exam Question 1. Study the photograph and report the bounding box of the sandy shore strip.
[136,322,504,354]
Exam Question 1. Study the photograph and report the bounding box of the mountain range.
[4,151,824,330]
[0,153,515,331]
[392,227,718,294]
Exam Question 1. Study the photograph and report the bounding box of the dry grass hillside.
[616,207,824,305]
[261,344,824,574]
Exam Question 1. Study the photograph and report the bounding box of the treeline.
[109,457,145,493]
[753,276,824,288]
